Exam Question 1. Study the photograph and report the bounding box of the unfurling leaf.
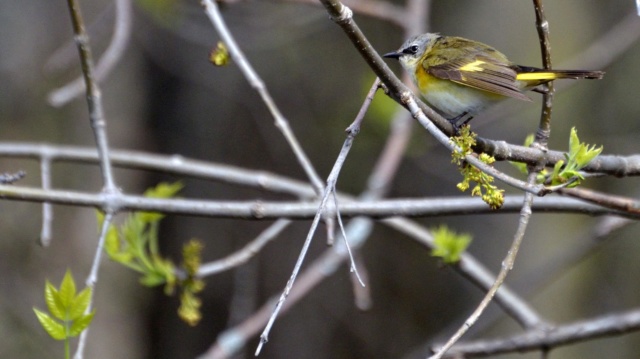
[69,311,95,337]
[548,128,602,187]
[58,270,77,308]
[34,269,94,343]
[431,225,472,264]
[69,287,92,320]
[33,308,66,340]
[45,281,65,320]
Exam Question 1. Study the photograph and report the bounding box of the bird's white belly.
[422,84,500,119]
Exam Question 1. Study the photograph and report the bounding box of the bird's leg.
[448,112,473,134]
[531,84,550,94]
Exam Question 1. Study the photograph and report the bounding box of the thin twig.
[39,157,53,246]
[255,116,364,355]
[73,211,114,359]
[346,78,381,132]
[532,0,554,147]
[331,188,364,286]
[197,219,291,277]
[558,186,640,213]
[49,0,132,107]
[350,249,372,310]
[64,0,118,194]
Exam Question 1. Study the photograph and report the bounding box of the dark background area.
[1,1,640,358]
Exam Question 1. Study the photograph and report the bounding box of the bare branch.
[39,157,53,246]
[445,308,640,358]
[559,186,640,214]
[64,0,118,194]
[532,0,555,148]
[73,211,114,359]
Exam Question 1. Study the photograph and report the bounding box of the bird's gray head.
[383,33,440,71]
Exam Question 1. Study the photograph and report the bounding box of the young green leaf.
[144,181,183,198]
[58,270,77,309]
[104,224,121,258]
[33,308,66,340]
[45,281,65,321]
[139,182,183,223]
[547,128,603,187]
[69,312,95,337]
[69,287,92,321]
[569,127,581,157]
[140,271,167,287]
[431,225,472,264]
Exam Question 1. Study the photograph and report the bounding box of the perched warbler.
[384,33,604,123]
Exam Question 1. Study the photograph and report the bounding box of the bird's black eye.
[403,45,420,55]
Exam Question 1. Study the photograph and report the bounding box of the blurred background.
[1,0,640,358]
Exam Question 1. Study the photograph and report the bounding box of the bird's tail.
[516,66,604,83]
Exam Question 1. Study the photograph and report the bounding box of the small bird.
[384,33,604,124]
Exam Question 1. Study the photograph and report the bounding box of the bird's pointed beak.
[383,51,402,59]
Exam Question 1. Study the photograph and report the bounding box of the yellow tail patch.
[516,72,559,81]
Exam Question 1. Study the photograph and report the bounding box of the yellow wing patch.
[459,60,487,72]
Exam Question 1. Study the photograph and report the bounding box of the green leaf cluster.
[101,182,206,326]
[431,225,472,264]
[33,270,95,358]
[546,127,602,187]
[512,128,602,188]
[451,126,505,209]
